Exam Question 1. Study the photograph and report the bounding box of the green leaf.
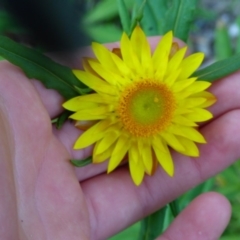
[180,179,214,209]
[70,156,92,167]
[139,1,158,36]
[148,0,168,34]
[138,206,167,240]
[130,0,146,34]
[193,53,240,82]
[117,0,131,36]
[0,36,87,100]
[56,111,72,129]
[163,0,197,42]
[86,23,122,43]
[214,23,232,60]
[84,0,134,24]
[169,199,180,217]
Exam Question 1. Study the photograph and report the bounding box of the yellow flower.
[63,26,216,186]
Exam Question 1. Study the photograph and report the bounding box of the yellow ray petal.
[129,156,145,186]
[131,26,153,75]
[107,134,131,173]
[178,53,204,80]
[184,81,211,94]
[172,78,197,92]
[179,98,206,108]
[82,57,100,77]
[73,120,112,149]
[138,139,152,175]
[164,68,181,86]
[63,97,100,111]
[175,136,199,157]
[168,125,206,143]
[191,91,217,108]
[184,108,213,122]
[121,32,141,73]
[153,142,174,176]
[172,115,198,127]
[110,51,133,78]
[129,141,139,163]
[88,60,128,87]
[70,105,114,120]
[94,130,120,155]
[152,31,173,71]
[73,70,117,95]
[92,42,121,74]
[161,132,185,152]
[93,141,116,163]
[152,135,167,153]
[166,47,187,77]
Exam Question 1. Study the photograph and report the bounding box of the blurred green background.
[1,0,240,239]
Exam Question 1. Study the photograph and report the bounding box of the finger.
[158,192,231,240]
[208,71,240,118]
[52,121,109,179]
[81,109,240,240]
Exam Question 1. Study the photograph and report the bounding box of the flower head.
[63,26,216,186]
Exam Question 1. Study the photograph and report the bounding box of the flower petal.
[92,42,121,74]
[129,156,145,186]
[73,120,112,149]
[178,53,204,80]
[94,130,120,155]
[107,134,131,173]
[93,141,116,163]
[176,136,199,157]
[73,70,117,95]
[131,26,153,75]
[153,142,174,176]
[166,46,187,77]
[88,60,129,86]
[184,108,213,122]
[191,91,217,108]
[168,125,206,143]
[138,139,152,175]
[161,132,185,152]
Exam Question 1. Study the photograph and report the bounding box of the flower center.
[118,80,176,137]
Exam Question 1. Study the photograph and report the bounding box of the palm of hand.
[1,44,240,239]
[0,62,91,239]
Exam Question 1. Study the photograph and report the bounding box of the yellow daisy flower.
[63,26,216,186]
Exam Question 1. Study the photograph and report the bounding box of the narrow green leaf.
[163,0,197,42]
[84,0,135,24]
[86,23,122,43]
[148,0,168,34]
[193,53,240,82]
[74,86,92,95]
[70,156,92,167]
[214,23,232,60]
[169,199,180,217]
[140,1,158,36]
[179,179,214,209]
[130,0,146,34]
[0,36,87,100]
[117,0,131,36]
[56,111,72,129]
[138,206,167,240]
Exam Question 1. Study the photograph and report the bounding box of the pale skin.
[0,37,239,240]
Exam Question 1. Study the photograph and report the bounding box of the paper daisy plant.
[63,26,216,186]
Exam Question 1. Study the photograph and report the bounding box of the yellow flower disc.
[118,80,176,137]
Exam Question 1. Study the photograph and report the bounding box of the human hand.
[0,37,238,239]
